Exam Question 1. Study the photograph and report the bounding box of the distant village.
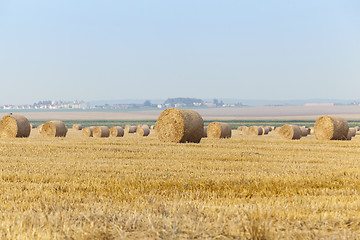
[0,98,357,111]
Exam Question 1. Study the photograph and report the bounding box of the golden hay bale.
[137,125,150,137]
[155,108,204,143]
[247,126,263,136]
[314,116,349,140]
[37,124,44,133]
[82,126,95,137]
[93,126,110,138]
[300,127,309,137]
[0,114,31,138]
[279,125,302,140]
[41,121,68,137]
[73,124,82,130]
[203,127,207,138]
[110,126,124,137]
[125,125,137,133]
[207,122,231,139]
[261,126,269,135]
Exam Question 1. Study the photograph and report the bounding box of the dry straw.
[279,125,302,140]
[207,122,231,139]
[82,127,95,137]
[125,125,137,134]
[93,126,110,138]
[137,125,150,137]
[73,124,82,130]
[314,116,349,140]
[203,127,207,138]
[41,121,68,137]
[247,126,263,136]
[110,126,124,137]
[0,114,31,138]
[155,108,204,143]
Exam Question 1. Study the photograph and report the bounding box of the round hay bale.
[300,127,309,137]
[73,124,82,130]
[110,126,124,137]
[37,124,44,133]
[247,126,263,136]
[125,125,137,134]
[155,108,204,143]
[314,116,349,140]
[41,121,68,137]
[261,126,269,135]
[0,114,31,138]
[348,128,356,138]
[82,126,95,137]
[137,125,150,137]
[207,122,231,139]
[93,126,110,138]
[203,127,207,138]
[279,125,302,140]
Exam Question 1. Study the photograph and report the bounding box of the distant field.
[2,129,360,238]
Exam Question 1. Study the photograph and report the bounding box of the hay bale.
[41,121,68,137]
[261,126,269,135]
[125,125,137,133]
[155,108,204,143]
[300,127,309,137]
[207,122,231,139]
[110,126,124,137]
[73,124,82,130]
[279,125,302,140]
[82,126,95,137]
[309,127,315,135]
[0,114,31,138]
[93,126,110,138]
[137,125,150,137]
[314,116,349,140]
[247,126,263,136]
[37,124,44,133]
[203,127,207,138]
[150,125,155,130]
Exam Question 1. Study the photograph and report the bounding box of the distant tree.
[144,100,152,107]
[213,99,219,106]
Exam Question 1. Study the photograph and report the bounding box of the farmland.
[1,126,360,239]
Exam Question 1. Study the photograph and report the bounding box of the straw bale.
[137,125,150,137]
[203,127,207,138]
[207,122,231,139]
[300,127,309,137]
[155,108,204,143]
[37,124,44,133]
[73,124,82,130]
[82,127,95,137]
[110,126,124,137]
[0,114,31,138]
[348,128,356,138]
[261,126,269,135]
[41,121,68,137]
[247,126,263,136]
[314,116,349,140]
[279,125,302,140]
[125,125,137,133]
[150,125,155,130]
[93,126,110,138]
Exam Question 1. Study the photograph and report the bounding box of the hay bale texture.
[82,127,95,137]
[37,124,44,133]
[137,125,150,137]
[155,108,204,143]
[279,125,302,140]
[125,125,137,134]
[314,116,349,140]
[347,128,356,140]
[73,124,82,130]
[261,126,269,135]
[110,126,124,137]
[247,126,263,136]
[207,122,231,139]
[300,127,309,137]
[93,126,110,138]
[0,114,31,138]
[41,121,68,137]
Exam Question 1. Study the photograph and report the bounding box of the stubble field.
[1,127,360,239]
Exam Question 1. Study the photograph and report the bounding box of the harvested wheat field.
[1,127,360,239]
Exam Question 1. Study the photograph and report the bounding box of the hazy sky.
[1,1,360,105]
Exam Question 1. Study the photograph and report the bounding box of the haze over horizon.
[1,1,359,106]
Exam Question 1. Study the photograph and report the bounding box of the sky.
[1,0,360,105]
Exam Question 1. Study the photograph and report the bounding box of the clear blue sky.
[1,0,359,105]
